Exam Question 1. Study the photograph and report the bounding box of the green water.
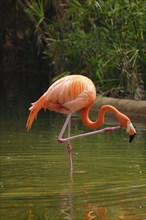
[0,111,146,220]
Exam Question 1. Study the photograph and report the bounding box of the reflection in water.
[85,202,145,220]
[85,204,110,220]
[47,189,145,220]
[60,193,73,220]
[28,209,34,220]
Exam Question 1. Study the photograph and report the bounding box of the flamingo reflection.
[85,204,110,220]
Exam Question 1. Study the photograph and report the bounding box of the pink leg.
[58,125,120,143]
[57,112,73,174]
[67,119,73,174]
[58,112,72,143]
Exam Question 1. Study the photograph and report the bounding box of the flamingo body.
[26,75,96,129]
[27,74,136,137]
[26,74,136,173]
[47,74,96,113]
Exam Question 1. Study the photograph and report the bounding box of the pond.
[0,108,146,220]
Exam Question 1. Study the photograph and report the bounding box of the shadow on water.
[0,73,146,220]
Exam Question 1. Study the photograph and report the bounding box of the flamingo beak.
[127,122,136,143]
[129,133,136,143]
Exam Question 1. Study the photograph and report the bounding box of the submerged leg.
[67,119,73,174]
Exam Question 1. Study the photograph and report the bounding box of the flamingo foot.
[104,126,120,133]
[57,137,67,143]
[57,137,63,143]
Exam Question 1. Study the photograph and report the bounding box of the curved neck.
[80,105,129,129]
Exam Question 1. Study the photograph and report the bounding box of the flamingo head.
[126,121,136,143]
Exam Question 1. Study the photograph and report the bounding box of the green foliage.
[26,0,48,25]
[25,0,146,93]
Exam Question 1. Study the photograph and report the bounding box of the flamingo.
[26,75,136,172]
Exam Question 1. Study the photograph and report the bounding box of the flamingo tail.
[26,93,47,130]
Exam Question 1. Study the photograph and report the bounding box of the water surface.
[0,110,146,220]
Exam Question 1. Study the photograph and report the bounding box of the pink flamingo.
[26,75,136,172]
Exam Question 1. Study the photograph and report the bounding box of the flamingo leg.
[67,119,73,174]
[58,125,120,143]
[57,112,120,173]
[58,112,72,142]
[57,112,73,174]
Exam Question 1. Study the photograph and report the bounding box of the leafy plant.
[23,0,146,94]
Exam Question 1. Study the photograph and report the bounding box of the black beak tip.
[129,133,136,143]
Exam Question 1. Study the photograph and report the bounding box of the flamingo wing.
[45,75,96,113]
[26,75,96,129]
